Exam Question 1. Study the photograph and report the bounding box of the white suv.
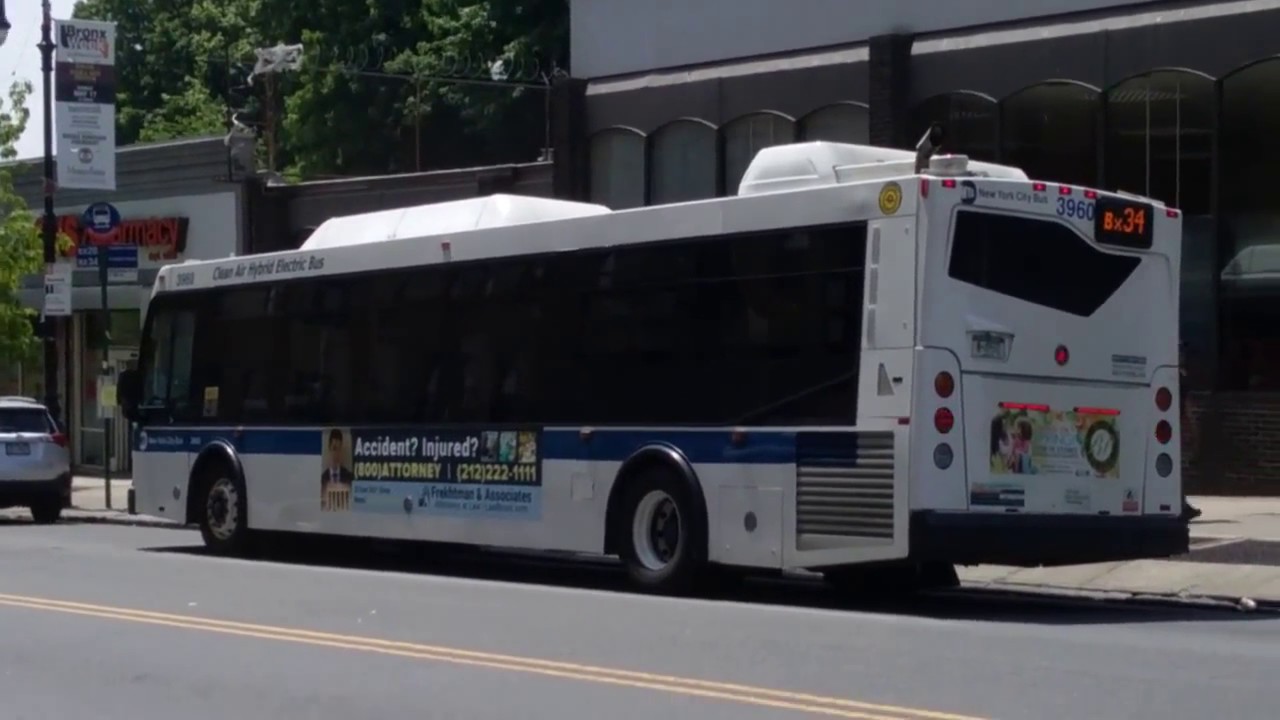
[0,397,71,523]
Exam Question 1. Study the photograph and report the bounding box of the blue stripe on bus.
[134,427,803,465]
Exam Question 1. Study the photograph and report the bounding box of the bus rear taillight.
[934,408,954,433]
[1153,382,1176,480]
[934,371,954,398]
[933,443,953,469]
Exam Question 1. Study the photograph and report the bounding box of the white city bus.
[119,131,1190,594]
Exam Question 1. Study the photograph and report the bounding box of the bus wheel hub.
[206,478,238,540]
[632,490,681,570]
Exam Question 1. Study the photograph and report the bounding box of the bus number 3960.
[1056,196,1095,221]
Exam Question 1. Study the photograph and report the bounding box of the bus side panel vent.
[795,431,895,544]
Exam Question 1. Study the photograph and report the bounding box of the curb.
[61,510,184,530]
[963,580,1280,612]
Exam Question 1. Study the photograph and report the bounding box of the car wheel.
[30,495,62,525]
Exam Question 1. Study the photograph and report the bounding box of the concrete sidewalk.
[52,480,1280,609]
[1179,495,1280,541]
[956,496,1280,608]
[70,475,133,513]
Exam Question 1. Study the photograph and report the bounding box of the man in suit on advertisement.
[321,429,354,511]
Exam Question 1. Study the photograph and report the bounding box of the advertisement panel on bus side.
[319,427,542,519]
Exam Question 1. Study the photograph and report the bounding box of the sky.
[1,0,77,161]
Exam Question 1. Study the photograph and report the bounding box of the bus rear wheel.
[197,468,251,556]
[618,468,706,594]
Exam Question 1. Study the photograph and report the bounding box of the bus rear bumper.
[909,510,1190,567]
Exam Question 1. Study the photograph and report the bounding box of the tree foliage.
[0,81,46,366]
[71,0,568,179]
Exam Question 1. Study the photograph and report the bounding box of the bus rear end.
[911,176,1189,567]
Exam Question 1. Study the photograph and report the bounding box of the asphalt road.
[1,521,1278,720]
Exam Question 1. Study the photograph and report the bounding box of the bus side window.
[142,310,174,406]
[168,310,197,419]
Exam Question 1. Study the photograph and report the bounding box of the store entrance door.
[77,348,138,474]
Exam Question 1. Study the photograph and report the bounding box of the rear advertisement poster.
[976,405,1121,509]
[319,427,541,519]
[989,406,1120,479]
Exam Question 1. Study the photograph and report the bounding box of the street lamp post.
[38,0,61,425]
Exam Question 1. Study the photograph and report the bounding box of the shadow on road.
[116,530,1278,627]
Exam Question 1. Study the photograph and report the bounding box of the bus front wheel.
[618,467,707,594]
[196,467,251,556]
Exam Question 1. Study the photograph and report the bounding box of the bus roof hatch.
[737,141,1029,197]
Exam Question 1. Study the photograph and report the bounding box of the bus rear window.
[947,209,1141,317]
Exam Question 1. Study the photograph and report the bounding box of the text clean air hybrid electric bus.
[118,128,1190,595]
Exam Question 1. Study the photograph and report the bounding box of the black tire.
[30,496,62,525]
[616,466,707,594]
[196,465,252,556]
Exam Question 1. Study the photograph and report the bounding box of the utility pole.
[249,43,305,175]
[39,0,62,426]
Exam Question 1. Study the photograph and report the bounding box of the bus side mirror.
[118,369,141,422]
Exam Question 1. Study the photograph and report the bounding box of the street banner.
[53,18,117,191]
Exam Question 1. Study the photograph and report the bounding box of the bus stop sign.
[81,201,121,244]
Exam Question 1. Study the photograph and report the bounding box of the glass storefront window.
[78,310,142,467]
[1219,59,1280,391]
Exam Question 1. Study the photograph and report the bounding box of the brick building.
[547,0,1280,494]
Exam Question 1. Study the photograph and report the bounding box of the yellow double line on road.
[0,592,986,720]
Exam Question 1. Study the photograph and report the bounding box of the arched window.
[799,103,869,144]
[1103,70,1213,214]
[722,112,796,194]
[1000,81,1100,186]
[649,119,717,205]
[589,128,646,209]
